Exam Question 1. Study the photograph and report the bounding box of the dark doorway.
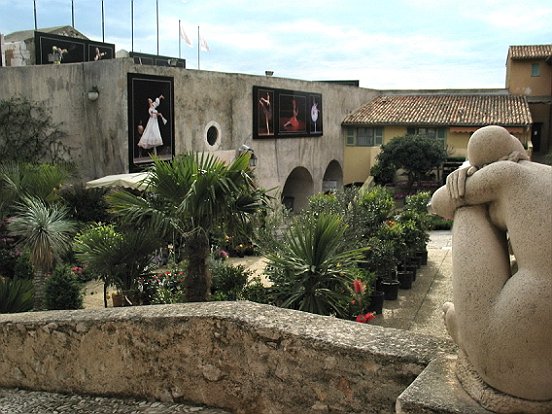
[531,123,542,152]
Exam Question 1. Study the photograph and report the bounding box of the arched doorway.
[281,167,314,212]
[322,160,343,193]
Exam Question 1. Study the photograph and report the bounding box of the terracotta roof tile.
[508,44,552,60]
[342,95,532,127]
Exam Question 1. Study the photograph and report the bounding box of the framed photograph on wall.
[255,88,275,137]
[127,73,174,171]
[278,93,307,135]
[36,33,86,64]
[88,43,114,61]
[253,86,323,139]
[309,93,323,135]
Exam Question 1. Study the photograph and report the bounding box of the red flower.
[355,312,376,323]
[353,279,364,294]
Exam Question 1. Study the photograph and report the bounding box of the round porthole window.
[207,126,218,146]
[204,121,221,150]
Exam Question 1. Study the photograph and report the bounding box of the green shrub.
[211,262,253,301]
[45,266,83,310]
[242,277,273,304]
[0,277,34,313]
[13,251,33,280]
[60,184,111,224]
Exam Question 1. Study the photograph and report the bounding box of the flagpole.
[178,20,181,59]
[197,25,200,70]
[71,0,74,28]
[156,0,159,55]
[34,0,37,30]
[131,0,134,52]
[101,1,105,42]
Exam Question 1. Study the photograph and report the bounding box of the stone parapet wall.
[0,302,455,414]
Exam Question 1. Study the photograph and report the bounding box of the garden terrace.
[0,301,456,414]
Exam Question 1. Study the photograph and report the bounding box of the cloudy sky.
[1,0,551,89]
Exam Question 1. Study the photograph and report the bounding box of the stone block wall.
[0,302,455,414]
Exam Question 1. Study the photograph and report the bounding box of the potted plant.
[365,224,400,301]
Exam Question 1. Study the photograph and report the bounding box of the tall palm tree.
[108,152,269,302]
[7,196,76,310]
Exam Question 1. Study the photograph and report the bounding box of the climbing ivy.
[0,97,71,163]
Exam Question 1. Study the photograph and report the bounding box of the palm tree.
[0,161,74,217]
[108,152,269,302]
[74,223,161,307]
[7,196,76,310]
[264,213,368,318]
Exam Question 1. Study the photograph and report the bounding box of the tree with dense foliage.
[108,152,269,302]
[0,97,71,163]
[7,197,76,310]
[371,135,447,191]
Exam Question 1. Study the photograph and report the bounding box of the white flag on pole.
[200,35,210,52]
[180,25,192,47]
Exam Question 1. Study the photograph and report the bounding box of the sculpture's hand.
[446,167,467,199]
[446,166,477,199]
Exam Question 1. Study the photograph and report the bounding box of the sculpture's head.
[467,125,528,168]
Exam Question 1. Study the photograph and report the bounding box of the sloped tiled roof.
[342,95,532,127]
[508,44,552,60]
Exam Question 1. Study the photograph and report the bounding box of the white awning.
[85,172,151,190]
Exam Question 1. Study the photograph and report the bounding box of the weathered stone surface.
[396,355,493,414]
[0,302,455,414]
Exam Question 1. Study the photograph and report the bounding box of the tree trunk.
[185,232,211,302]
[33,270,48,311]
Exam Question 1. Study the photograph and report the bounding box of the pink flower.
[353,279,364,294]
[355,312,376,323]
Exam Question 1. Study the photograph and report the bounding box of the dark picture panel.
[309,94,323,135]
[88,43,114,61]
[253,86,323,139]
[35,31,114,64]
[256,89,274,137]
[279,94,307,135]
[127,74,174,171]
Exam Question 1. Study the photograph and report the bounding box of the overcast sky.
[1,0,551,89]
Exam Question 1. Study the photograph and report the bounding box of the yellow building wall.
[446,132,470,159]
[507,60,552,96]
[343,126,408,185]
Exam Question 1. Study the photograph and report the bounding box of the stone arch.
[281,167,314,212]
[322,160,343,193]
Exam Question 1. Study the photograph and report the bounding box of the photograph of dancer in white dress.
[128,73,174,169]
[137,94,167,153]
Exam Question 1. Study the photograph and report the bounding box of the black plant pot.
[397,270,413,289]
[381,280,400,300]
[416,249,428,266]
[398,262,417,281]
[367,290,385,315]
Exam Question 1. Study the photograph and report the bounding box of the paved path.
[371,230,453,338]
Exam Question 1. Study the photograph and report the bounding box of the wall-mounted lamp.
[265,70,274,77]
[237,144,257,168]
[87,86,99,101]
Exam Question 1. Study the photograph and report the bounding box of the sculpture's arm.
[429,162,515,219]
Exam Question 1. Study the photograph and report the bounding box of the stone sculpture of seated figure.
[429,125,552,413]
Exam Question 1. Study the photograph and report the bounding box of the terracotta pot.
[111,292,124,307]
